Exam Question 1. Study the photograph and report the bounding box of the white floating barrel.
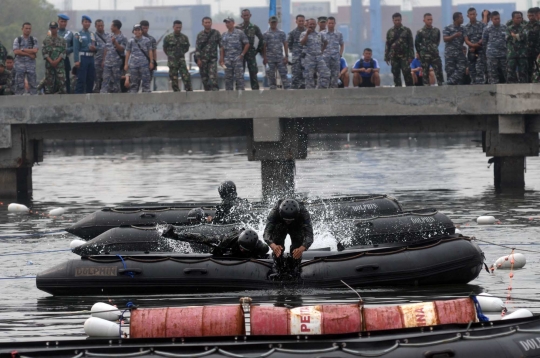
[477,216,497,225]
[493,253,526,270]
[7,203,29,213]
[84,317,121,337]
[476,294,504,312]
[502,309,533,320]
[49,207,65,216]
[91,302,121,321]
[69,239,87,250]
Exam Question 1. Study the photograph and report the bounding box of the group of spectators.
[0,6,538,96]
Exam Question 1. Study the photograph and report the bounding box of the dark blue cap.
[58,14,70,21]
[82,15,92,23]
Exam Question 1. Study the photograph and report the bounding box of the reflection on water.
[0,133,539,341]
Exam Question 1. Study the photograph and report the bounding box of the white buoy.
[502,309,533,320]
[7,203,29,213]
[477,216,497,225]
[476,293,504,312]
[91,302,121,321]
[493,253,526,270]
[69,239,87,250]
[49,207,65,216]
[84,317,121,337]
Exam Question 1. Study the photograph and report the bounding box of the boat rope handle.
[115,254,134,278]
[86,350,152,357]
[471,296,490,322]
[153,348,218,357]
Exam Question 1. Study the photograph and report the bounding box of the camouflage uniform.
[464,21,487,84]
[525,21,540,82]
[143,33,157,80]
[384,25,414,87]
[42,35,67,94]
[506,23,528,83]
[222,29,249,91]
[299,30,329,89]
[58,27,74,93]
[163,32,192,92]
[287,26,306,89]
[12,35,39,95]
[100,32,127,93]
[443,23,466,85]
[195,29,221,91]
[263,28,290,90]
[236,22,263,90]
[126,36,152,93]
[93,31,109,93]
[415,26,444,85]
[322,30,344,88]
[483,23,508,84]
[0,66,12,95]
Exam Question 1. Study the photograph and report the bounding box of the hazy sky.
[47,0,532,14]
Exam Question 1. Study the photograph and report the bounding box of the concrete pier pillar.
[261,160,295,202]
[493,157,525,191]
[0,167,32,200]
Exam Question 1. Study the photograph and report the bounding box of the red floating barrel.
[364,306,403,331]
[251,306,289,335]
[434,298,477,325]
[320,304,362,335]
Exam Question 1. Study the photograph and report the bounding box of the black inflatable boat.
[38,235,484,296]
[3,314,539,357]
[72,208,455,256]
[66,194,403,239]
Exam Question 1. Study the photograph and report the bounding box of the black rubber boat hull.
[2,315,539,358]
[66,195,403,240]
[38,236,484,296]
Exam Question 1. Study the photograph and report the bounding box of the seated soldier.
[352,48,381,87]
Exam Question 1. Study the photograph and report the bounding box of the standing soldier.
[415,13,444,86]
[42,21,67,94]
[263,16,290,90]
[73,15,97,94]
[220,17,250,91]
[57,14,74,94]
[100,20,127,93]
[196,17,221,91]
[125,24,154,93]
[140,20,157,82]
[236,9,264,90]
[0,62,12,96]
[5,56,15,94]
[300,18,330,89]
[443,12,466,85]
[287,14,306,89]
[506,11,528,83]
[322,17,344,88]
[93,19,109,92]
[163,20,192,92]
[12,22,39,95]
[482,11,507,84]
[464,8,487,84]
[525,8,540,82]
[318,17,328,33]
[384,13,414,87]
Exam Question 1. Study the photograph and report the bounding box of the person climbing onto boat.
[162,225,269,258]
[263,199,314,280]
[211,180,252,224]
[187,207,211,224]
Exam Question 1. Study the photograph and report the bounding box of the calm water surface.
[0,134,539,342]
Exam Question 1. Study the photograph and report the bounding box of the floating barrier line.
[0,276,36,280]
[474,238,540,254]
[0,230,67,240]
[0,249,71,257]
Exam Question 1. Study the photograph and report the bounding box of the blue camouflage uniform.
[12,35,39,95]
[73,18,97,94]
[464,21,487,84]
[443,23,467,85]
[143,33,157,81]
[93,30,109,92]
[58,17,74,93]
[482,23,508,84]
[322,30,344,88]
[287,26,306,89]
[299,30,330,89]
[100,32,127,93]
[264,27,290,90]
[222,28,249,91]
[126,36,152,93]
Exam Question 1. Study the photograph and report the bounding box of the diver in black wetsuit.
[263,199,314,280]
[211,181,252,224]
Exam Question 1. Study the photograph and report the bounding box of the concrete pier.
[0,84,539,199]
